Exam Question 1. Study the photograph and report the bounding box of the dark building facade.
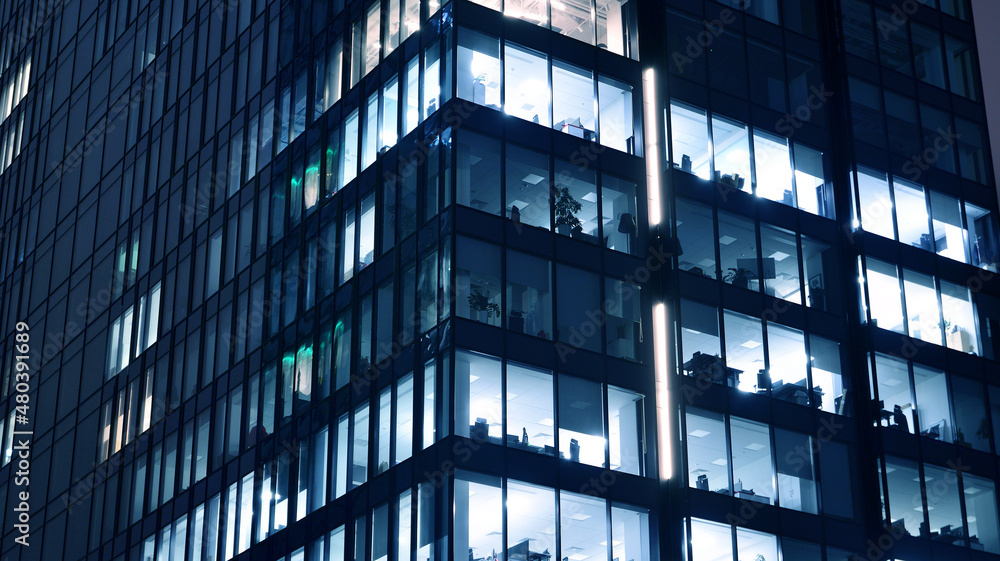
[1,0,1000,560]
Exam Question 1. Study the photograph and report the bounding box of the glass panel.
[611,505,649,561]
[801,235,832,312]
[767,323,808,405]
[382,77,399,150]
[676,199,716,279]
[760,224,801,304]
[506,249,552,339]
[556,264,600,352]
[874,354,914,433]
[457,29,501,109]
[941,280,977,354]
[752,131,793,206]
[608,385,642,475]
[504,43,550,126]
[424,41,441,118]
[966,202,999,272]
[597,76,636,154]
[457,130,501,215]
[730,416,774,505]
[352,403,369,488]
[507,481,556,560]
[712,116,751,189]
[781,539,821,561]
[377,389,391,472]
[397,493,412,561]
[964,474,1000,553]
[925,464,964,545]
[360,193,376,269]
[856,167,894,239]
[680,300,721,381]
[553,61,596,141]
[718,211,758,291]
[506,143,551,229]
[505,0,548,27]
[560,492,608,561]
[690,518,732,561]
[605,279,639,361]
[865,259,903,332]
[775,428,817,513]
[558,375,605,467]
[723,311,763,393]
[507,362,555,454]
[686,408,729,495]
[455,472,502,561]
[876,7,911,74]
[892,179,929,248]
[930,190,967,263]
[551,0,594,44]
[456,236,502,326]
[405,57,420,134]
[343,109,360,187]
[810,335,846,415]
[912,23,946,88]
[396,374,414,463]
[364,2,381,75]
[403,0,419,40]
[602,174,638,255]
[951,376,988,451]
[903,269,941,345]
[554,159,598,240]
[456,350,503,441]
[736,528,778,561]
[793,144,830,218]
[670,102,711,180]
[596,0,627,55]
[386,0,401,53]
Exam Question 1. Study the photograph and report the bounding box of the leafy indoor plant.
[724,267,756,289]
[554,186,583,235]
[468,288,501,319]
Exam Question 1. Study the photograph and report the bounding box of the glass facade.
[3,0,1000,560]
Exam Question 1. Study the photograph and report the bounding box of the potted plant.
[554,186,583,236]
[468,288,501,323]
[724,267,756,289]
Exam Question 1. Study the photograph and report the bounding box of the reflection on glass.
[560,492,608,561]
[775,428,817,513]
[554,159,598,240]
[608,385,642,474]
[455,472,502,561]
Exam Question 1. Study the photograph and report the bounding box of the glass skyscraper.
[2,0,1000,560]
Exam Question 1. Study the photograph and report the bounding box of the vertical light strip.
[642,68,661,226]
[653,302,672,481]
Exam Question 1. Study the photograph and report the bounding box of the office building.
[1,0,1000,560]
